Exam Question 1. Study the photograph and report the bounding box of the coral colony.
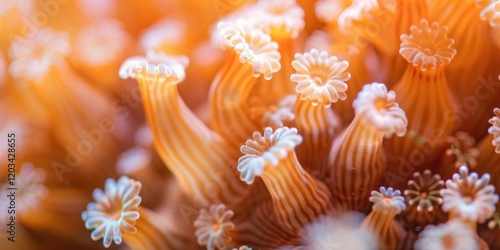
[1,0,500,249]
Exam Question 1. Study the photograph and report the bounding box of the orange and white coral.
[238,127,303,184]
[194,204,235,250]
[414,219,479,250]
[441,166,499,224]
[3,0,500,249]
[399,19,457,72]
[291,49,350,108]
[218,19,281,80]
[81,176,142,248]
[301,213,376,250]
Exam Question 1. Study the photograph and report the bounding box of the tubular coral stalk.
[429,0,489,69]
[362,187,407,250]
[382,0,430,85]
[386,19,457,176]
[120,52,247,207]
[209,49,259,148]
[209,19,281,149]
[238,127,333,231]
[252,36,296,104]
[338,0,427,57]
[389,66,456,167]
[122,207,190,250]
[249,0,304,106]
[290,49,349,178]
[260,152,332,230]
[329,83,407,211]
[330,118,384,211]
[460,74,500,141]
[235,199,301,248]
[330,39,374,126]
[292,101,338,178]
[429,0,493,110]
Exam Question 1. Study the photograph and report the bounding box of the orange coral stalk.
[120,51,246,207]
[123,207,190,250]
[334,0,431,86]
[387,19,457,174]
[329,83,407,211]
[362,187,407,250]
[429,0,494,110]
[235,199,301,248]
[238,127,333,231]
[290,49,349,178]
[338,0,427,58]
[383,0,430,85]
[209,19,281,149]
[249,0,305,105]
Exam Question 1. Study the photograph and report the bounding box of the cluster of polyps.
[1,0,500,249]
